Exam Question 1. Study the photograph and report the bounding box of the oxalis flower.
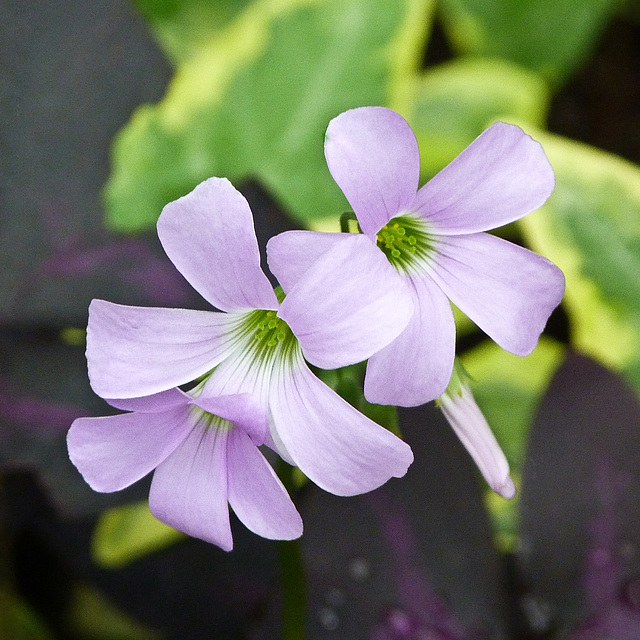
[438,359,516,499]
[82,177,414,501]
[268,107,565,406]
[68,390,303,549]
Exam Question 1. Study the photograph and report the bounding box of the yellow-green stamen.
[376,215,435,273]
[232,307,299,368]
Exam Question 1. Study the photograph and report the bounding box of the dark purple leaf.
[519,352,640,637]
[0,329,147,516]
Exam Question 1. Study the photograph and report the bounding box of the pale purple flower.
[84,177,414,498]
[268,107,565,406]
[68,390,302,549]
[438,360,515,498]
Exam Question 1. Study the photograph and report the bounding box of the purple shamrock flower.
[438,360,515,498]
[68,390,302,549]
[268,107,565,406]
[83,177,414,499]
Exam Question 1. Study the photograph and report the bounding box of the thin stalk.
[277,538,306,640]
[339,211,358,234]
[275,462,306,640]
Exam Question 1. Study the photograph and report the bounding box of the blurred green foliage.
[0,591,55,640]
[437,0,623,84]
[461,338,565,548]
[520,133,640,391]
[92,501,184,568]
[106,0,433,231]
[461,337,565,470]
[132,0,254,64]
[405,56,550,178]
[64,583,161,640]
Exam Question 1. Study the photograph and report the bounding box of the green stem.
[277,538,306,640]
[339,211,358,234]
[275,462,306,640]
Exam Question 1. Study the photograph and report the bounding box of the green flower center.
[376,215,435,273]
[254,310,291,349]
[194,286,300,391]
[234,307,298,367]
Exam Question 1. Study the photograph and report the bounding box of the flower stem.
[339,211,358,234]
[275,462,306,640]
[276,538,306,640]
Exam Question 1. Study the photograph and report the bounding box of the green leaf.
[131,0,254,65]
[460,338,565,551]
[519,133,640,392]
[0,591,54,640]
[65,583,161,640]
[105,0,434,232]
[92,501,184,568]
[460,337,566,469]
[438,0,622,85]
[405,56,550,178]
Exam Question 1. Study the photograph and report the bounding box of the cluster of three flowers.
[67,107,565,550]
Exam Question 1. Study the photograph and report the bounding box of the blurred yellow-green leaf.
[461,337,566,469]
[0,591,54,640]
[106,0,434,232]
[132,0,254,65]
[406,56,550,178]
[437,0,622,85]
[461,338,565,551]
[484,480,521,553]
[92,501,184,568]
[65,583,161,640]
[520,133,640,393]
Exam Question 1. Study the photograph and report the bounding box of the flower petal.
[269,357,414,496]
[200,346,271,415]
[227,429,303,541]
[87,299,241,399]
[67,405,192,492]
[201,358,289,463]
[278,234,414,369]
[149,422,232,550]
[157,177,278,312]
[429,233,565,356]
[439,387,516,499]
[364,274,455,406]
[414,122,555,234]
[267,230,347,294]
[325,107,420,237]
[105,388,188,412]
[192,393,268,445]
